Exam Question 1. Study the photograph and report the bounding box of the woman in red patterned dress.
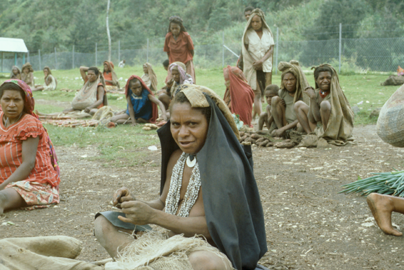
[0,79,60,214]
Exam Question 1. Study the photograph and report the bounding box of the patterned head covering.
[169,62,187,84]
[0,79,60,176]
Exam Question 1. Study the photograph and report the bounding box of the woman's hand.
[118,201,156,225]
[84,107,91,113]
[304,87,316,99]
[253,60,263,70]
[113,187,135,206]
[166,79,174,89]
[271,128,285,137]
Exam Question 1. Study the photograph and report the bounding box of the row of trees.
[0,0,403,56]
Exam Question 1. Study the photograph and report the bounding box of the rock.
[317,138,329,148]
[369,107,381,118]
[352,105,360,115]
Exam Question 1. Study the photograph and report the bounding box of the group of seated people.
[0,60,403,269]
[10,63,57,92]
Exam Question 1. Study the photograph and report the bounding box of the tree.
[106,0,112,61]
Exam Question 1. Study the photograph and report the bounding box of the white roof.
[0,38,29,53]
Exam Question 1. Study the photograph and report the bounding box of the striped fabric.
[0,113,60,187]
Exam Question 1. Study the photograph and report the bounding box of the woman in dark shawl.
[94,84,268,270]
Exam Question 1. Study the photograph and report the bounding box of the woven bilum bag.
[377,84,404,147]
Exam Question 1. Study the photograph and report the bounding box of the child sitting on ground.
[110,75,167,126]
[258,84,279,132]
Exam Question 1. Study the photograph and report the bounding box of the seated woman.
[32,66,57,92]
[164,16,196,83]
[103,61,120,92]
[270,60,309,138]
[10,66,21,79]
[110,75,167,125]
[158,61,193,110]
[223,65,254,127]
[0,80,60,214]
[294,64,354,143]
[141,62,158,92]
[21,63,35,88]
[94,84,267,270]
[63,66,107,115]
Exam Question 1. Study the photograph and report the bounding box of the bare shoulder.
[167,149,182,170]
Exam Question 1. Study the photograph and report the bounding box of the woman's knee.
[94,215,114,241]
[294,101,309,114]
[271,96,282,107]
[189,251,225,270]
[320,100,331,112]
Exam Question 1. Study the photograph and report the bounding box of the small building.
[0,37,29,72]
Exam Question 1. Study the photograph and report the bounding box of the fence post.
[222,31,225,67]
[275,27,279,75]
[118,40,120,62]
[147,38,149,63]
[27,51,30,63]
[95,43,98,66]
[339,23,342,73]
[1,52,3,73]
[23,54,25,65]
[38,50,41,69]
[72,45,75,69]
[54,47,57,69]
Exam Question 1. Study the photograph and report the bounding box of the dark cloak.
[157,94,267,270]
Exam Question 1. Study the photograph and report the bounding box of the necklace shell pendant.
[186,156,196,168]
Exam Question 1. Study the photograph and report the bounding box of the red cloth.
[223,66,254,127]
[0,113,61,187]
[164,32,194,65]
[124,75,158,123]
[103,72,113,86]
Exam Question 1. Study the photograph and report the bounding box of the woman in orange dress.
[164,16,195,83]
[0,79,60,214]
[103,61,120,92]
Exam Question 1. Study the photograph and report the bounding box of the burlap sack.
[377,84,404,147]
[0,236,102,270]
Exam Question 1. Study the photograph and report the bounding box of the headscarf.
[278,60,310,104]
[223,66,254,127]
[22,62,34,73]
[169,62,188,84]
[43,66,58,88]
[157,84,267,269]
[0,79,60,176]
[124,75,158,123]
[10,66,21,79]
[141,63,158,91]
[311,64,354,142]
[103,61,120,88]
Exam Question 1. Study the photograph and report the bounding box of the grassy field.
[0,66,399,166]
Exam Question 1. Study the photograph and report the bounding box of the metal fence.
[2,27,403,74]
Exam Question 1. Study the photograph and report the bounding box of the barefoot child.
[258,84,279,131]
[110,75,167,125]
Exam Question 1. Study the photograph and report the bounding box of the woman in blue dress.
[110,75,167,126]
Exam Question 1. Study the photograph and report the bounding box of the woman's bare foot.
[367,193,402,236]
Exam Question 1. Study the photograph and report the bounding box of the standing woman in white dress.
[241,8,275,119]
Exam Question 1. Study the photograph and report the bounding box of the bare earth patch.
[1,125,403,269]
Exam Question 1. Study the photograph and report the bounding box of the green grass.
[0,67,399,167]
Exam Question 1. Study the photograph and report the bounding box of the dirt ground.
[1,125,404,270]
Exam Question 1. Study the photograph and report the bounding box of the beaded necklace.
[165,152,201,217]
